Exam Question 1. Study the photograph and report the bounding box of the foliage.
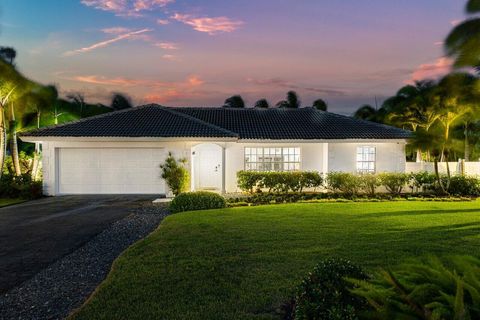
[236,171,323,193]
[277,91,300,108]
[223,95,245,108]
[353,104,377,122]
[448,175,480,196]
[0,173,42,199]
[359,173,380,197]
[410,171,437,193]
[160,152,190,196]
[110,93,133,110]
[326,172,362,197]
[378,172,411,195]
[3,151,36,176]
[312,99,327,111]
[350,255,480,320]
[254,98,270,108]
[292,258,369,320]
[169,191,226,213]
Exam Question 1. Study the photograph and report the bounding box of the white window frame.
[244,147,301,172]
[356,146,376,173]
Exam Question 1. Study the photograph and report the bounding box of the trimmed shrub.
[358,173,380,197]
[292,258,369,320]
[169,191,226,213]
[237,171,323,194]
[160,152,190,196]
[350,256,480,320]
[409,171,436,193]
[447,175,480,196]
[0,174,43,199]
[378,172,410,195]
[326,172,362,197]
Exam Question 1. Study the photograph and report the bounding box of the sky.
[0,0,467,114]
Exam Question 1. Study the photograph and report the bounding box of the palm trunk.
[464,123,470,161]
[434,159,447,195]
[0,108,5,179]
[9,104,21,176]
[31,110,41,180]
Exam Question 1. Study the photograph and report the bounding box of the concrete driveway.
[0,195,154,294]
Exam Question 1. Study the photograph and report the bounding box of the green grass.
[72,201,480,320]
[0,198,26,207]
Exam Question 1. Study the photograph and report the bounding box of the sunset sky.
[0,0,465,114]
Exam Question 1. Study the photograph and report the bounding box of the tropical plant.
[0,46,16,65]
[312,98,327,111]
[254,98,270,108]
[111,93,133,110]
[445,0,480,72]
[223,95,245,108]
[66,92,86,117]
[353,104,377,121]
[350,255,480,320]
[277,91,300,108]
[160,152,190,196]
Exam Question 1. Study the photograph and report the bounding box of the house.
[20,104,411,195]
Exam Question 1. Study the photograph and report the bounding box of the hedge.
[169,191,227,213]
[237,171,323,193]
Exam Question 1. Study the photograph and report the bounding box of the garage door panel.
[58,148,166,194]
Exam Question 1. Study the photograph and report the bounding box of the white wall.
[328,142,406,173]
[406,161,480,176]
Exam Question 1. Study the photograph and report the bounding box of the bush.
[358,174,380,197]
[0,174,43,199]
[350,256,480,320]
[378,172,410,195]
[326,172,362,197]
[160,152,190,196]
[292,258,369,320]
[448,175,480,196]
[237,171,323,194]
[169,191,226,213]
[409,171,436,193]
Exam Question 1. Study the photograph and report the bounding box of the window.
[356,146,376,173]
[245,147,300,172]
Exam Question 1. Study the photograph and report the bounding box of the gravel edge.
[0,203,169,320]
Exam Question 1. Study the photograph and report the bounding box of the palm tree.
[223,95,245,108]
[445,0,480,71]
[353,104,377,121]
[254,99,269,108]
[67,92,86,117]
[8,102,21,176]
[0,47,16,65]
[111,92,133,110]
[312,99,327,111]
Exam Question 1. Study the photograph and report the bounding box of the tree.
[66,92,85,117]
[445,0,480,71]
[160,152,189,196]
[276,91,300,108]
[223,95,245,108]
[111,93,133,110]
[312,99,327,111]
[254,98,270,108]
[0,47,16,65]
[353,104,377,121]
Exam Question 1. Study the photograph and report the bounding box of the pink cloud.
[434,41,444,46]
[171,13,243,35]
[63,28,152,56]
[450,19,462,26]
[406,57,453,83]
[101,26,132,34]
[155,42,178,50]
[81,0,173,17]
[161,54,178,61]
[157,19,170,25]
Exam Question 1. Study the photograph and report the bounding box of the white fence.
[406,161,480,176]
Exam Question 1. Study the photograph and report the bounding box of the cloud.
[247,77,347,97]
[161,54,178,61]
[434,41,444,46]
[101,26,132,34]
[450,19,462,26]
[157,19,170,25]
[171,13,243,35]
[81,0,173,17]
[155,42,178,50]
[69,73,203,88]
[63,28,152,56]
[406,57,452,83]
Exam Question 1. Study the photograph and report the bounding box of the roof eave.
[20,136,239,143]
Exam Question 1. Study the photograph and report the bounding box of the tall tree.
[111,93,133,110]
[312,98,327,111]
[67,92,85,117]
[276,91,300,108]
[254,98,270,108]
[9,102,20,176]
[0,47,16,65]
[223,95,245,108]
[445,0,480,71]
[353,104,377,121]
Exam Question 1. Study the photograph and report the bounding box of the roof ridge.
[160,105,239,137]
[20,104,155,136]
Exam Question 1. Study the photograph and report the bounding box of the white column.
[322,142,329,175]
[221,146,226,194]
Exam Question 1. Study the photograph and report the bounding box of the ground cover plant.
[72,201,480,320]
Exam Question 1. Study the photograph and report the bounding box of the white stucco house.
[20,104,411,196]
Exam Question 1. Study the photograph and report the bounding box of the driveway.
[0,195,154,294]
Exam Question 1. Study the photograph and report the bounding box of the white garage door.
[58,148,166,194]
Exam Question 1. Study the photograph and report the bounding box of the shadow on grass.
[353,208,480,219]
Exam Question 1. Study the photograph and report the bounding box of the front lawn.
[0,198,26,208]
[72,201,480,320]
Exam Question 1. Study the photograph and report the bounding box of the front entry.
[192,143,223,192]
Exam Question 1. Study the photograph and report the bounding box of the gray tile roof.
[22,104,411,140]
